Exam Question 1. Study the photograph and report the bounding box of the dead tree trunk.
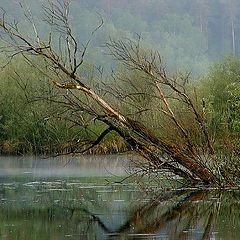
[0,1,222,186]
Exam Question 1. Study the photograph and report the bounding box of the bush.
[200,56,240,152]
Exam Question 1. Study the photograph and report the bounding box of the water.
[0,155,239,239]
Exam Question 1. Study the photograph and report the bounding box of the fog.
[1,0,239,75]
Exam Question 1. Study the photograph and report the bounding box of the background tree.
[201,57,240,148]
[2,0,240,75]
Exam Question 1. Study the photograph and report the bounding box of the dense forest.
[1,0,240,74]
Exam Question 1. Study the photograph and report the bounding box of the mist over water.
[0,155,128,178]
[0,156,239,239]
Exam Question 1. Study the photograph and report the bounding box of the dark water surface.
[0,155,239,240]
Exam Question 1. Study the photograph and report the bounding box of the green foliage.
[203,56,240,133]
[0,55,127,155]
[0,57,81,154]
[197,56,240,160]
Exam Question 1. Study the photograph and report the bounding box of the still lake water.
[0,155,240,240]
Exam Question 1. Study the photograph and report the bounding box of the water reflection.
[100,190,219,239]
[1,181,240,239]
[0,156,239,239]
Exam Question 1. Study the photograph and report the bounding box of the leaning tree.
[0,1,232,186]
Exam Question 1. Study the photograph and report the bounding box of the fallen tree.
[0,1,232,186]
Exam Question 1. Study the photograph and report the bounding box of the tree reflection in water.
[80,189,237,239]
[0,180,240,239]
